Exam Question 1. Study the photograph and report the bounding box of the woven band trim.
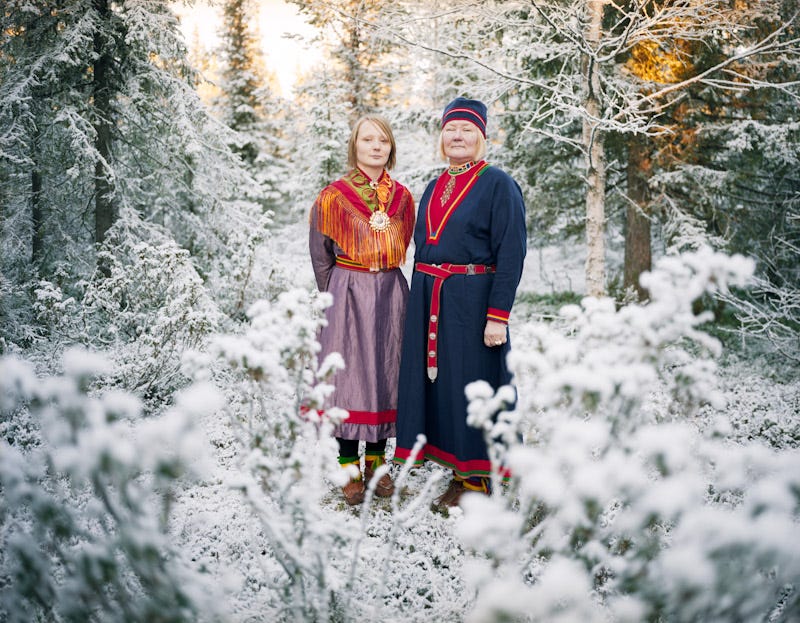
[335,256,396,273]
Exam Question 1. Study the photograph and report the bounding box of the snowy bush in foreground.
[0,348,222,622]
[205,289,454,621]
[461,248,800,622]
[208,289,356,620]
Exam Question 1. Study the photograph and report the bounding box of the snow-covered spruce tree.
[215,0,289,216]
[289,0,398,124]
[0,1,268,353]
[0,348,223,622]
[0,0,101,348]
[288,74,352,199]
[653,112,800,362]
[217,0,267,166]
[85,0,270,321]
[647,3,800,360]
[457,249,800,622]
[285,0,405,200]
[617,0,800,301]
[77,215,224,409]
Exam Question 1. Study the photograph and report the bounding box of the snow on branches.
[459,249,799,622]
[0,348,221,622]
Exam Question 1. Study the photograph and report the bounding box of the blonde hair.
[437,127,487,162]
[347,115,397,171]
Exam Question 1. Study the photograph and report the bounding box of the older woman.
[309,115,415,506]
[394,97,527,508]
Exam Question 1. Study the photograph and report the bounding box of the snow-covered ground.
[3,220,796,623]
[163,222,800,621]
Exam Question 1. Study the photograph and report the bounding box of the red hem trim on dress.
[393,444,510,478]
[319,408,396,425]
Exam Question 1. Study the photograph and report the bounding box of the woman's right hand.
[483,320,507,347]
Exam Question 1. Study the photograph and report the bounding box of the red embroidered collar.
[426,161,489,243]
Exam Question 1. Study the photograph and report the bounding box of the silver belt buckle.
[466,263,475,275]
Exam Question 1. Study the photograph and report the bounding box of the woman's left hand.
[484,320,507,347]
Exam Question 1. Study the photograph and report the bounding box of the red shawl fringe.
[312,183,415,271]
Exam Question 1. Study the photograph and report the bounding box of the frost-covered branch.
[719,274,800,364]
[455,250,799,621]
[641,15,800,109]
[0,348,222,622]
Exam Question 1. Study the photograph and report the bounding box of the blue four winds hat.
[441,97,488,137]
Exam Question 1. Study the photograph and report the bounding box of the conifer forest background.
[1,1,799,621]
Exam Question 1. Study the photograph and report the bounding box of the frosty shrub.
[209,289,355,621]
[32,280,78,341]
[82,215,222,408]
[200,209,274,319]
[0,278,80,353]
[459,249,800,622]
[0,347,222,622]
[203,288,444,622]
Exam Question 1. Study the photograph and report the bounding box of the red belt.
[415,262,496,382]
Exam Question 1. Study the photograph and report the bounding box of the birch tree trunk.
[582,0,606,297]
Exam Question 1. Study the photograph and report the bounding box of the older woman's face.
[355,120,391,173]
[442,120,480,165]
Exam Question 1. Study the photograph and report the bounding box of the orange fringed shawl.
[311,171,415,271]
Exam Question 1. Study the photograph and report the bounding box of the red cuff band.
[487,307,510,324]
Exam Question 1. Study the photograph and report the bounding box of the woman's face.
[442,120,480,165]
[356,120,391,172]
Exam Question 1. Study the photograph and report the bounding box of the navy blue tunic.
[394,165,527,477]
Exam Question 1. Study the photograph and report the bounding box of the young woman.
[309,115,415,505]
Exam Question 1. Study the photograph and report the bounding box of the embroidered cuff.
[486,307,510,324]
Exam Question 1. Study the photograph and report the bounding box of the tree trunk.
[31,168,44,268]
[346,3,364,122]
[31,129,44,269]
[624,133,652,300]
[583,0,606,298]
[93,0,115,262]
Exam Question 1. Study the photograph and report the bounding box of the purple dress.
[309,169,415,442]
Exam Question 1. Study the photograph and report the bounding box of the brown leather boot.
[342,478,365,505]
[433,478,465,508]
[364,464,395,497]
